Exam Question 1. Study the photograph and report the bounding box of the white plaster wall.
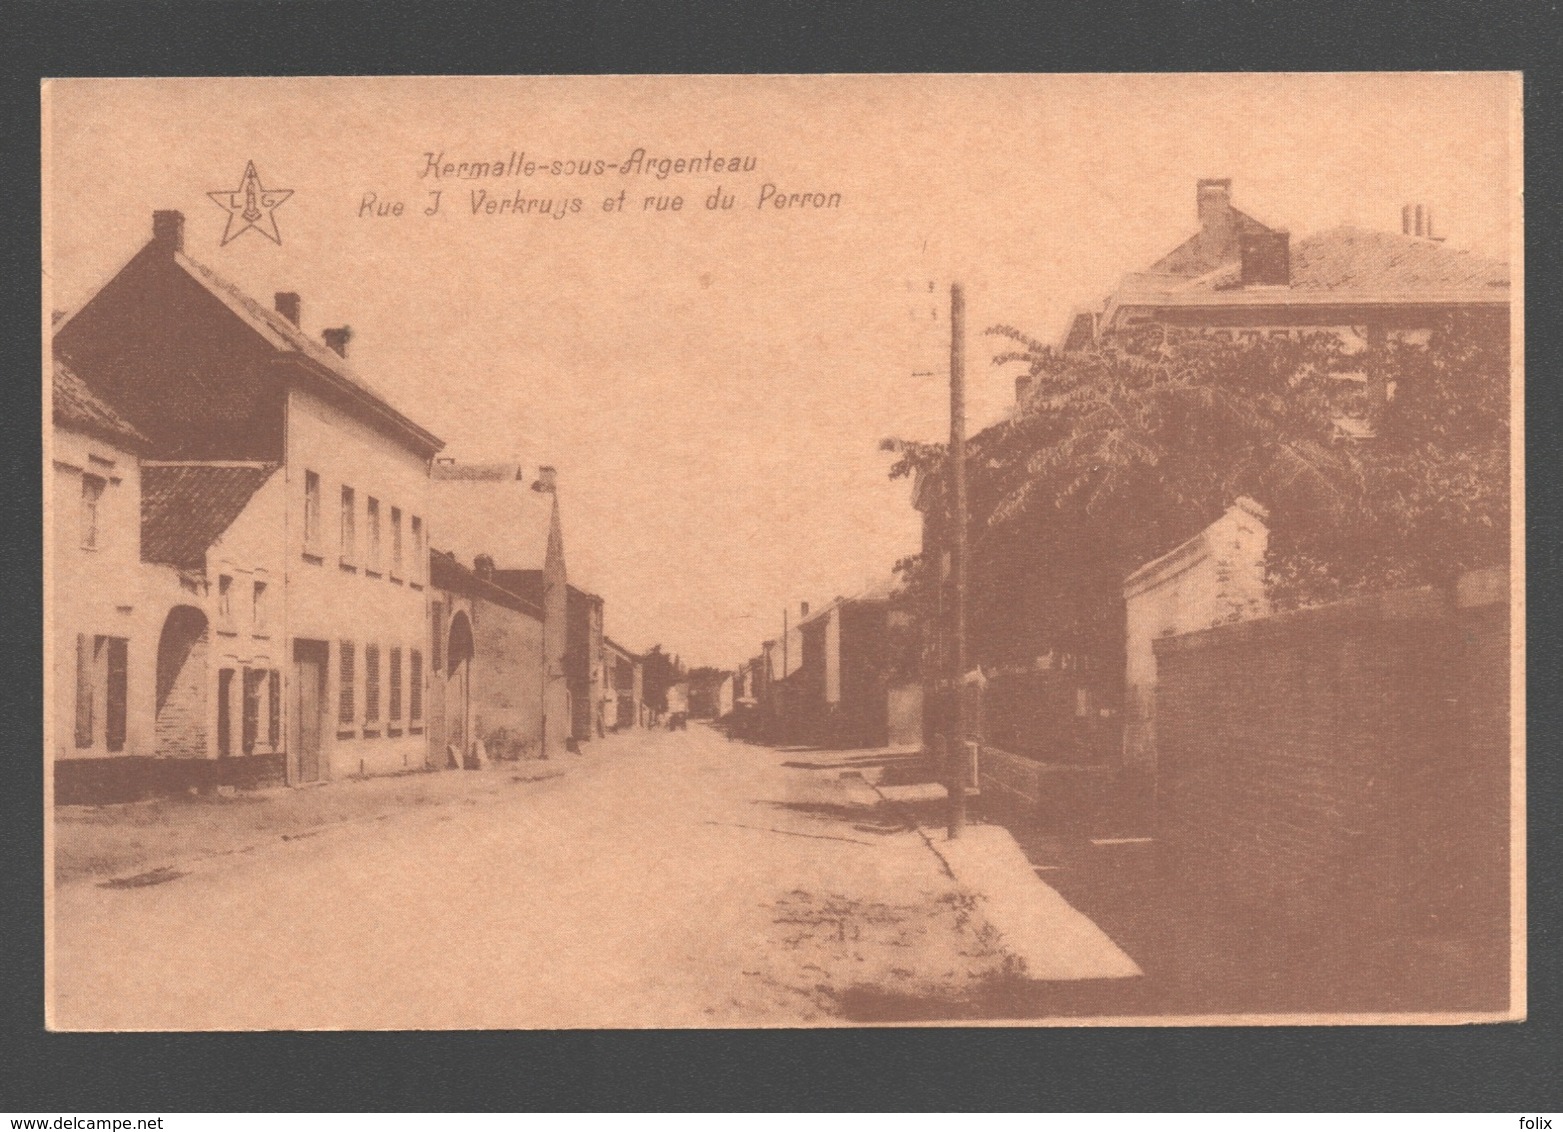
[50,427,153,760]
[286,388,432,779]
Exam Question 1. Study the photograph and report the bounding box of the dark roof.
[141,462,278,568]
[1151,208,1278,277]
[603,636,642,662]
[173,253,443,457]
[1183,227,1510,294]
[429,549,543,619]
[53,359,149,450]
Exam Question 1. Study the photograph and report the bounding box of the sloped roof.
[429,548,543,618]
[173,253,443,457]
[429,462,557,571]
[141,462,278,568]
[53,359,150,451]
[603,636,642,662]
[1150,207,1278,277]
[1111,227,1509,315]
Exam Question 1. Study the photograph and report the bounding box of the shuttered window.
[431,602,445,672]
[339,642,356,725]
[364,645,380,724]
[409,650,423,722]
[389,647,403,721]
[217,668,235,756]
[242,668,263,755]
[104,637,127,752]
[74,634,94,748]
[268,669,282,748]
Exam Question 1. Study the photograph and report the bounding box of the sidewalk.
[53,756,568,887]
[875,781,1142,983]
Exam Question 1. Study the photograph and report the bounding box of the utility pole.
[947,281,969,840]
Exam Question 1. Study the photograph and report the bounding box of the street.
[52,725,1016,1029]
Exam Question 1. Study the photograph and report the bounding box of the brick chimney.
[1196,178,1235,258]
[474,553,495,580]
[532,465,557,493]
[274,292,301,327]
[322,326,352,357]
[152,210,185,254]
[1239,229,1290,286]
[800,601,809,618]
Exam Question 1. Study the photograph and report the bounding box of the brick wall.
[1154,572,1510,950]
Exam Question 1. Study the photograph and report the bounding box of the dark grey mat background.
[2,0,1559,1112]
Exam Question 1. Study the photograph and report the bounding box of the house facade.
[53,210,443,790]
[50,361,163,798]
[793,579,922,749]
[429,461,569,760]
[427,550,546,766]
[603,637,645,730]
[565,584,606,741]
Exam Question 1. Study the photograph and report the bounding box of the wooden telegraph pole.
[947,281,969,840]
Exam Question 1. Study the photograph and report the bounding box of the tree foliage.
[886,313,1509,662]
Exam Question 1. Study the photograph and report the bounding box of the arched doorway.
[155,605,209,758]
[447,610,475,765]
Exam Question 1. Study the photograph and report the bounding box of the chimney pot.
[532,465,558,493]
[800,602,809,618]
[274,292,301,327]
[474,553,495,580]
[152,210,185,254]
[322,326,352,358]
[1402,204,1414,236]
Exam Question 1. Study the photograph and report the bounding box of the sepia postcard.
[41,73,1524,1030]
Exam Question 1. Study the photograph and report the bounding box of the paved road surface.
[52,725,1008,1029]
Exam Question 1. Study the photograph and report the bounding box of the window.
[431,602,445,672]
[74,635,94,747]
[242,668,264,755]
[391,507,403,579]
[217,668,235,756]
[80,474,104,550]
[410,516,424,583]
[268,669,282,748]
[104,637,127,753]
[340,486,356,565]
[364,644,380,726]
[409,649,423,723]
[366,498,382,573]
[303,470,321,551]
[72,634,129,752]
[217,575,234,632]
[252,580,268,634]
[339,642,356,725]
[389,647,403,724]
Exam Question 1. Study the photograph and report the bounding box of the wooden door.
[292,640,326,783]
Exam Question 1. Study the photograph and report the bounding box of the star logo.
[207,161,293,246]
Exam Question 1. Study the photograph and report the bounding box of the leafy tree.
[886,313,1509,662]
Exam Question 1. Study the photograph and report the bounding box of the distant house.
[429,461,569,760]
[1122,497,1270,776]
[794,578,923,749]
[565,584,606,742]
[54,210,441,792]
[427,549,546,766]
[1051,178,1511,433]
[603,637,644,730]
